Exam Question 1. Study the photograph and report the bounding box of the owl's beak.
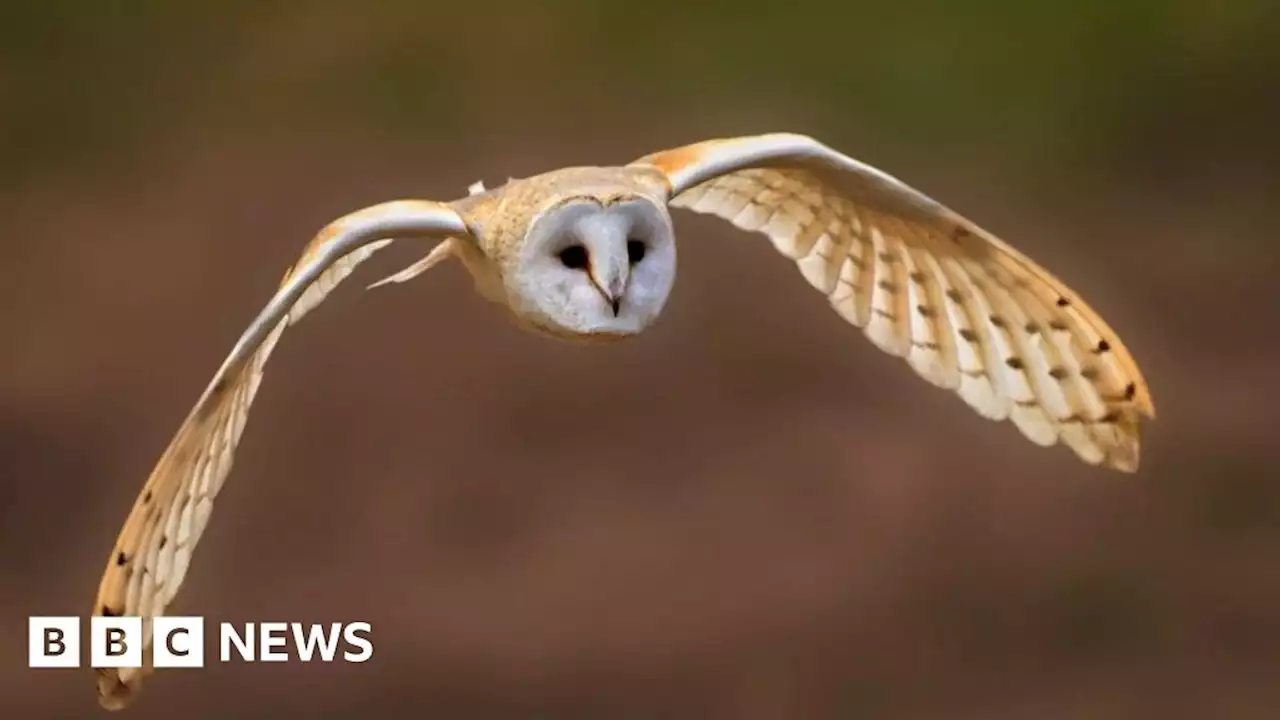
[575,212,632,317]
[587,255,628,317]
[586,273,623,316]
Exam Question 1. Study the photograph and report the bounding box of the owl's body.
[90,133,1155,709]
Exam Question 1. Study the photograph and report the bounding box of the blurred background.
[3,1,1279,718]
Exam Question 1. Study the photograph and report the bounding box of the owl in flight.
[92,133,1154,708]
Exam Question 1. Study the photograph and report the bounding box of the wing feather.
[92,200,468,709]
[634,133,1153,471]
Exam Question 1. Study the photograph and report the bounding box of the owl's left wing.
[630,133,1154,471]
[91,200,471,709]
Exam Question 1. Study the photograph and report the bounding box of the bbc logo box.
[28,617,80,668]
[29,616,204,668]
[30,617,371,667]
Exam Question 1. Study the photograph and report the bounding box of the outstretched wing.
[92,200,471,709]
[632,133,1154,471]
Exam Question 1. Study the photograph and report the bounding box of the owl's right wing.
[632,133,1154,472]
[92,200,472,710]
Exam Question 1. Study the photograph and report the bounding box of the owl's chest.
[516,315,634,344]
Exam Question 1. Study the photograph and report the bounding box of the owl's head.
[501,176,676,342]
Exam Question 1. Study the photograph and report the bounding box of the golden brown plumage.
[632,135,1152,470]
[91,133,1153,709]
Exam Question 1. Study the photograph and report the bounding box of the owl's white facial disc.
[510,196,676,340]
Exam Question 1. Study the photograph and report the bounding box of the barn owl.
[91,132,1154,708]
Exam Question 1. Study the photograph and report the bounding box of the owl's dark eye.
[558,244,589,270]
[626,239,646,265]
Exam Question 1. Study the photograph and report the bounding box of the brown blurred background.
[3,2,1279,718]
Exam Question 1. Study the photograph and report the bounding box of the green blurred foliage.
[2,0,1276,185]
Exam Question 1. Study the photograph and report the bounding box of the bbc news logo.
[29,617,373,668]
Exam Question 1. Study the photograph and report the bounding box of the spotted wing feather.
[92,200,468,709]
[635,134,1153,471]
